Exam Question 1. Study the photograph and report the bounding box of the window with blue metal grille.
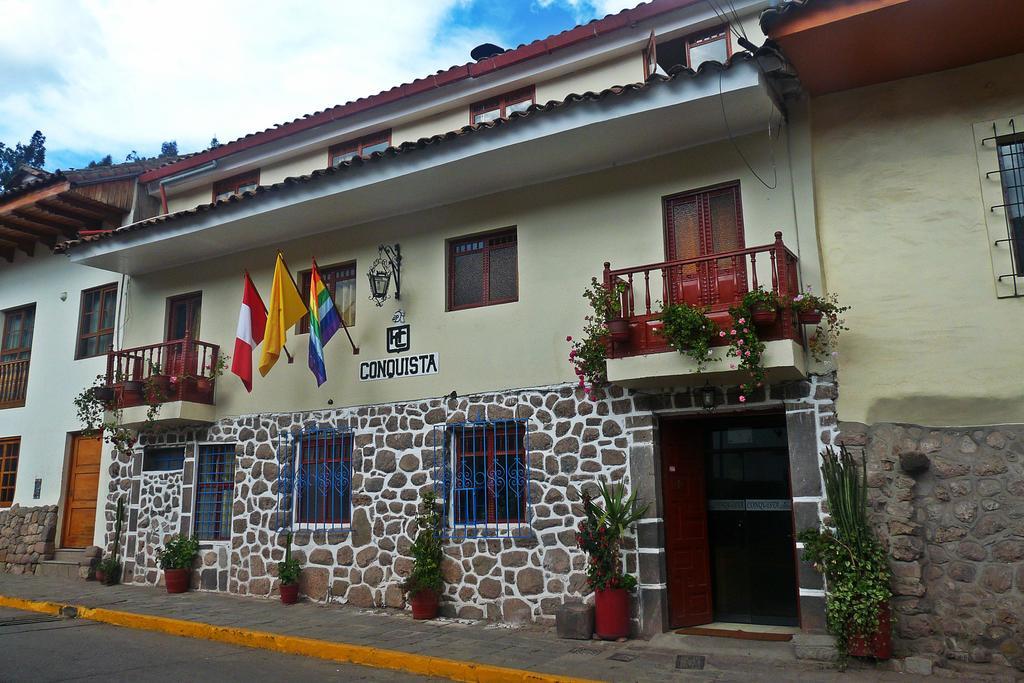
[276,428,353,531]
[194,444,236,541]
[143,446,185,472]
[433,419,530,539]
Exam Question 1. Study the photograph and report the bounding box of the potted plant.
[156,534,199,594]
[93,384,116,403]
[196,352,229,395]
[799,445,892,662]
[722,304,767,402]
[402,491,444,619]
[657,302,718,371]
[567,278,628,394]
[576,479,648,641]
[743,287,780,326]
[278,531,301,605]
[145,360,172,401]
[96,556,121,586]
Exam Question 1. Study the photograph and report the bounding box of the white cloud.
[533,0,638,24]
[0,0,499,167]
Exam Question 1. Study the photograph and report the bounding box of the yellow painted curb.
[0,594,599,683]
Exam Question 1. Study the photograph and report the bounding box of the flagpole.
[312,256,359,355]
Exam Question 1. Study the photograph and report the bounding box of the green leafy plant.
[798,445,891,661]
[402,491,444,597]
[74,374,161,453]
[156,534,200,571]
[576,479,648,592]
[206,352,230,380]
[567,278,629,393]
[96,557,122,585]
[657,302,718,371]
[791,287,850,362]
[723,305,767,401]
[742,286,780,313]
[278,531,301,586]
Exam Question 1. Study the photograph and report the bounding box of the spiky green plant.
[821,445,868,545]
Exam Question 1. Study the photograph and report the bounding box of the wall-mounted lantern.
[367,243,402,307]
[699,382,718,411]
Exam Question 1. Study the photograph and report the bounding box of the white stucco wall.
[0,250,123,545]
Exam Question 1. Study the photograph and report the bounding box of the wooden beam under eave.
[58,191,126,221]
[0,244,14,263]
[0,215,62,243]
[0,223,50,245]
[0,235,33,257]
[11,209,80,237]
[0,180,71,214]
[36,199,104,229]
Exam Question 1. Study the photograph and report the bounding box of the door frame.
[164,291,202,341]
[659,410,802,630]
[59,432,103,549]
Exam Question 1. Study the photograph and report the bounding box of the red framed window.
[296,430,352,527]
[297,262,356,333]
[447,229,518,310]
[685,26,731,68]
[452,422,527,526]
[1,305,34,362]
[193,444,236,541]
[0,437,20,506]
[470,86,535,125]
[328,130,391,167]
[212,170,260,202]
[76,283,117,359]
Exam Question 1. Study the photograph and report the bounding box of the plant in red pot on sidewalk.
[402,491,444,619]
[798,445,892,664]
[576,479,648,641]
[156,534,199,594]
[277,531,301,604]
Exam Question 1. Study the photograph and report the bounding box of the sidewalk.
[0,573,901,682]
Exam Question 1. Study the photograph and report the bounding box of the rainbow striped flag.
[307,259,342,386]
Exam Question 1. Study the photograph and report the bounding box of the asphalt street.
[0,607,438,682]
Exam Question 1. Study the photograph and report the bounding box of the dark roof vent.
[471,43,505,61]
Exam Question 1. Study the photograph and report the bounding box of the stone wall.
[839,421,1024,671]
[0,504,57,574]
[129,470,183,585]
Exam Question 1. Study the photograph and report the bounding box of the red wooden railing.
[603,231,801,358]
[0,358,29,409]
[105,337,219,408]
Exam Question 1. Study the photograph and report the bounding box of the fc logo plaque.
[386,324,410,354]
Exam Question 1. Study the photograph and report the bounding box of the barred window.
[997,133,1024,277]
[433,420,530,538]
[296,430,353,527]
[194,444,236,541]
[143,446,185,472]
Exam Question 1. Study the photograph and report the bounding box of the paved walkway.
[0,573,909,682]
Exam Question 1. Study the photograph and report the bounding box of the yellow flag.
[258,253,308,377]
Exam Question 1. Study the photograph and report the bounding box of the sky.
[0,0,637,171]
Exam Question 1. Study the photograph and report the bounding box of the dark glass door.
[705,422,798,626]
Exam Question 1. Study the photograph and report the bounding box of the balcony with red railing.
[0,358,29,409]
[103,337,220,425]
[602,231,808,386]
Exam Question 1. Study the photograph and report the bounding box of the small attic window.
[656,25,731,73]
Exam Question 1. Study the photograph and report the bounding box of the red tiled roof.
[60,51,766,254]
[138,0,703,184]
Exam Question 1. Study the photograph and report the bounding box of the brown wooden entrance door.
[165,292,201,376]
[664,183,746,309]
[62,434,102,548]
[661,420,713,628]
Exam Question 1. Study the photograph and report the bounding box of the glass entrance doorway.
[705,422,798,626]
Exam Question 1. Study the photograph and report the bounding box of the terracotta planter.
[751,305,778,326]
[607,318,630,343]
[164,568,191,594]
[147,375,172,402]
[196,377,213,395]
[279,583,299,605]
[409,590,439,620]
[93,386,115,403]
[797,310,823,325]
[123,380,144,393]
[594,588,630,640]
[848,602,892,660]
[94,569,106,584]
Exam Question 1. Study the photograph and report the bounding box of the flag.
[230,271,268,392]
[307,259,342,386]
[258,253,308,377]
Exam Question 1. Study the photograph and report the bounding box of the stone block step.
[52,549,84,563]
[35,560,81,580]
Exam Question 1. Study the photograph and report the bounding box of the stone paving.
[0,572,943,682]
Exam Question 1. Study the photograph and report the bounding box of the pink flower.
[583,386,591,395]
[744,328,749,333]
[566,335,573,342]
[744,350,751,357]
[739,395,747,403]
[729,364,736,369]
[730,329,737,336]
[738,317,746,324]
[719,331,726,337]
[738,339,744,346]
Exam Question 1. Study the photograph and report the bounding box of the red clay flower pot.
[409,590,439,620]
[279,583,299,605]
[751,305,777,326]
[164,568,190,594]
[607,318,630,343]
[594,588,630,640]
[848,602,892,660]
[94,569,106,584]
[797,310,823,325]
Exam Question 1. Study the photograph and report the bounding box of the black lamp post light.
[367,243,401,307]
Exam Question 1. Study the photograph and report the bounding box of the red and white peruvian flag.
[231,271,268,392]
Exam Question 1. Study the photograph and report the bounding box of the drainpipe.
[156,160,218,214]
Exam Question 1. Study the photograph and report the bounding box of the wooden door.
[165,292,201,376]
[661,420,713,628]
[664,183,746,308]
[62,434,102,548]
